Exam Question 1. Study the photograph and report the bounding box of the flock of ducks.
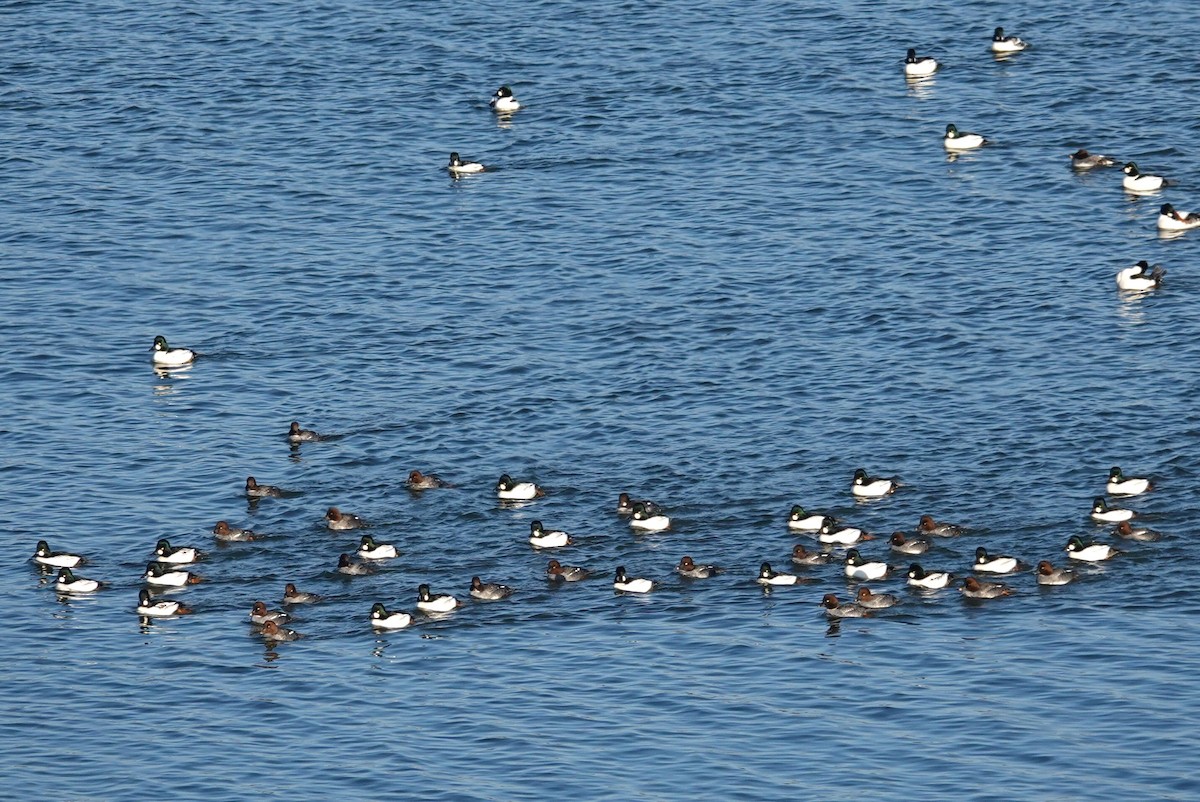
[65,40,1183,642]
[34,381,1163,638]
[904,27,1198,294]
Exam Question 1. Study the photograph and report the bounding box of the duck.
[546,559,589,582]
[357,535,398,560]
[1065,536,1118,562]
[851,468,897,498]
[55,567,103,593]
[906,563,953,589]
[943,124,986,151]
[904,48,939,78]
[1122,162,1168,192]
[497,473,544,501]
[1071,150,1116,170]
[529,520,571,548]
[336,553,374,576]
[153,539,202,564]
[245,476,284,498]
[617,494,662,516]
[286,421,321,443]
[1106,466,1152,496]
[417,584,459,612]
[1157,203,1200,231]
[447,152,485,174]
[489,85,521,112]
[326,507,366,531]
[990,27,1028,53]
[973,546,1025,574]
[961,576,1012,599]
[1115,261,1165,292]
[370,602,412,630]
[259,620,300,642]
[1090,497,1133,522]
[888,532,930,555]
[844,549,889,580]
[855,587,900,609]
[212,520,257,541]
[787,504,826,531]
[283,583,322,604]
[470,576,514,600]
[817,516,872,545]
[149,335,194,367]
[821,593,869,618]
[406,470,449,490]
[613,566,654,594]
[629,502,671,531]
[757,562,800,585]
[791,544,832,566]
[33,540,85,568]
[1113,520,1160,542]
[136,588,192,617]
[249,601,290,625]
[1035,561,1076,586]
[676,556,721,578]
[142,562,201,587]
[916,515,964,537]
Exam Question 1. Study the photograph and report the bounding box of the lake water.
[3,1,1200,799]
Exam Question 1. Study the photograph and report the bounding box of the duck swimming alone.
[906,563,953,589]
[1035,561,1076,586]
[904,48,939,77]
[245,476,284,498]
[1090,497,1133,522]
[1107,466,1152,496]
[406,470,450,490]
[960,576,1012,599]
[470,576,514,600]
[613,566,654,593]
[1065,536,1118,562]
[943,124,986,150]
[416,583,459,612]
[821,593,869,618]
[787,504,826,531]
[447,152,485,174]
[757,562,800,586]
[851,468,898,498]
[676,556,721,578]
[489,85,521,112]
[888,532,930,555]
[546,559,589,582]
[529,520,571,548]
[1122,162,1168,192]
[844,549,889,580]
[33,541,85,568]
[916,515,964,537]
[150,335,194,367]
[497,473,544,501]
[136,588,192,617]
[1157,203,1200,231]
[283,583,322,604]
[370,602,412,630]
[55,567,103,593]
[212,521,257,541]
[990,27,1028,53]
[791,544,832,566]
[287,421,321,443]
[153,539,202,564]
[1071,150,1116,170]
[855,587,900,609]
[358,535,398,560]
[629,501,671,531]
[1115,261,1165,292]
[326,507,367,531]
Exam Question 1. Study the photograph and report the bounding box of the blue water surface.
[3,1,1200,800]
